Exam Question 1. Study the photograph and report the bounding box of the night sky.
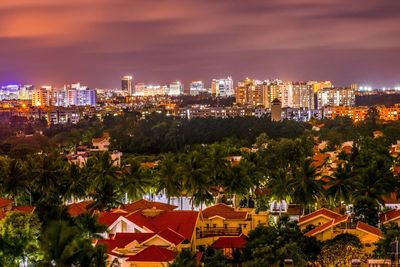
[1,0,400,88]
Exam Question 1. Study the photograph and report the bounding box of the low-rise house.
[380,209,400,226]
[197,203,268,246]
[298,208,342,231]
[302,210,383,254]
[91,132,110,151]
[210,234,247,258]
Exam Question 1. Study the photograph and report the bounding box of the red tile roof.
[211,234,247,249]
[0,198,13,208]
[298,208,341,224]
[383,193,400,204]
[122,199,177,213]
[98,211,127,227]
[12,206,35,213]
[305,214,349,237]
[0,211,5,220]
[202,203,247,220]
[157,228,185,245]
[356,221,383,237]
[125,245,176,262]
[381,209,400,224]
[125,211,157,231]
[151,211,198,241]
[113,232,155,244]
[67,200,93,217]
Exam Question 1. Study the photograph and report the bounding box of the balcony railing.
[196,227,242,238]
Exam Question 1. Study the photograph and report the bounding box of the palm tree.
[170,250,196,267]
[40,220,82,266]
[121,160,154,202]
[325,163,354,211]
[0,158,28,206]
[225,164,252,208]
[290,158,322,214]
[64,163,88,203]
[84,152,122,212]
[178,151,212,209]
[155,153,182,205]
[268,168,292,217]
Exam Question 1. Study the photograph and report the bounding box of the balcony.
[196,227,242,239]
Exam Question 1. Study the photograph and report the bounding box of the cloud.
[0,0,399,87]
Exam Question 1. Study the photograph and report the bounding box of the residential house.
[298,208,342,231]
[303,211,383,254]
[197,203,268,246]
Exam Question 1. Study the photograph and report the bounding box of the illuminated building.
[308,81,333,93]
[327,106,368,122]
[189,81,206,96]
[121,75,134,95]
[0,85,34,100]
[168,81,184,96]
[378,105,400,121]
[317,88,355,108]
[211,77,234,97]
[134,83,168,96]
[235,78,264,106]
[292,82,314,109]
[32,86,51,107]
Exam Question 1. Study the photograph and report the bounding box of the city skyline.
[1,0,400,88]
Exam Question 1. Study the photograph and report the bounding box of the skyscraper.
[189,81,205,96]
[121,75,133,95]
[168,81,184,96]
[211,77,234,97]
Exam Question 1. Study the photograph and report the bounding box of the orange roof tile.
[298,208,341,225]
[0,198,13,208]
[202,203,247,220]
[380,209,400,224]
[12,206,35,213]
[67,200,93,217]
[356,221,383,237]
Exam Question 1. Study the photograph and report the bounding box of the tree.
[84,152,122,212]
[155,153,182,205]
[170,249,196,267]
[0,212,42,267]
[121,160,154,201]
[268,168,292,216]
[243,217,320,266]
[374,223,400,258]
[204,248,228,267]
[0,158,28,206]
[326,163,354,208]
[290,158,322,214]
[318,233,366,267]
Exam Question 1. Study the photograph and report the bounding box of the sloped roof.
[113,232,155,244]
[151,211,198,241]
[381,209,400,224]
[305,214,349,237]
[157,228,186,245]
[98,211,127,227]
[122,199,177,213]
[125,210,157,231]
[67,200,93,217]
[202,203,247,220]
[298,208,341,225]
[125,245,176,262]
[0,198,13,208]
[12,206,35,213]
[211,234,247,249]
[356,221,383,237]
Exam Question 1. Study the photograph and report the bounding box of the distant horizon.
[1,75,400,90]
[1,0,400,89]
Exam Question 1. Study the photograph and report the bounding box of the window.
[206,224,210,229]
[224,224,228,228]
[243,224,247,229]
[213,224,217,228]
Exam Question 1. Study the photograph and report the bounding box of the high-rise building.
[235,78,265,106]
[168,81,184,96]
[32,86,52,107]
[308,81,333,93]
[189,81,205,96]
[211,77,234,97]
[317,88,355,108]
[292,82,314,109]
[121,75,134,95]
